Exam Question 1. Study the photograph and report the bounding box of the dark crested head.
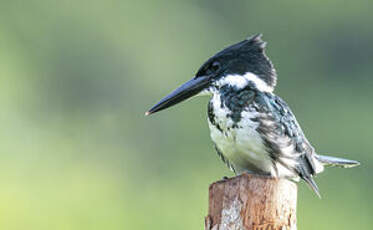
[146,34,277,115]
[196,34,277,89]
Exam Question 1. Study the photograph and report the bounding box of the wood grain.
[205,173,297,230]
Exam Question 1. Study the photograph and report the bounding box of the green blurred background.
[0,0,372,229]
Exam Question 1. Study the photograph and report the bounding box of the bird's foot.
[240,170,273,177]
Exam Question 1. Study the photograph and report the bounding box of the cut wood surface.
[205,173,298,230]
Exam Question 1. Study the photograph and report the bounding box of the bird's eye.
[196,61,221,78]
[211,61,221,72]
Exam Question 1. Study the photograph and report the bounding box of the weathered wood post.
[205,173,297,230]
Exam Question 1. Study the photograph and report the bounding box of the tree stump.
[205,173,297,230]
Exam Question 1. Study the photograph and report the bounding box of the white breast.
[208,94,275,174]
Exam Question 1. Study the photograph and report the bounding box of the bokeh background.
[0,0,372,229]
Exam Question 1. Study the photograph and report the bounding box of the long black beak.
[146,76,209,115]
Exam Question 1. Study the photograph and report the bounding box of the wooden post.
[205,173,297,230]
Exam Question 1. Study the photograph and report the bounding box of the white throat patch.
[215,72,274,93]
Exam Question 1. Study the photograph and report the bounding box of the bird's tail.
[315,154,360,168]
[301,154,359,198]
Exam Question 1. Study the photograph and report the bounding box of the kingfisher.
[146,34,359,196]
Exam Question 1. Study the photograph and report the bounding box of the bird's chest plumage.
[207,92,273,173]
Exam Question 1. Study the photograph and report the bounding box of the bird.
[145,34,360,197]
